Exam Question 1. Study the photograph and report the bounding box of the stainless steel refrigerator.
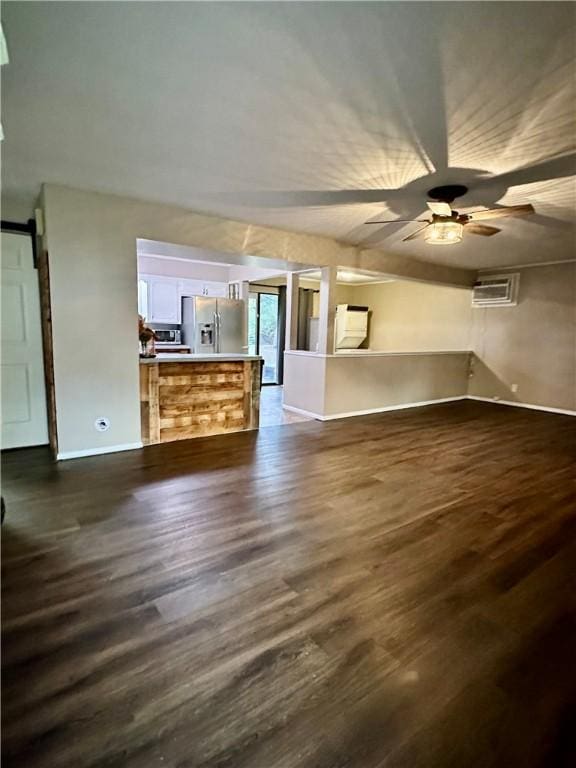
[181,296,246,354]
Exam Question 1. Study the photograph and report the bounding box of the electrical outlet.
[510,383,519,393]
[94,417,110,432]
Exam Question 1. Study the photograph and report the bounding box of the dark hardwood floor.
[2,400,576,768]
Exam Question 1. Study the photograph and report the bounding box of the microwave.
[154,329,181,344]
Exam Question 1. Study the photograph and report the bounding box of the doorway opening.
[248,290,281,385]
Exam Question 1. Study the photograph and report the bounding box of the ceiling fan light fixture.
[425,220,463,245]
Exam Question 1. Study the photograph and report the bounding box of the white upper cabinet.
[178,279,204,299]
[139,275,229,324]
[137,279,149,320]
[148,277,180,324]
[179,279,228,298]
[203,281,228,298]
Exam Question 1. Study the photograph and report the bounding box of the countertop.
[140,353,262,363]
[155,344,191,351]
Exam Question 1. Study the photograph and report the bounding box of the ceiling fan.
[365,184,535,244]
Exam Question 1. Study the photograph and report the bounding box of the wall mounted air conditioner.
[472,273,519,307]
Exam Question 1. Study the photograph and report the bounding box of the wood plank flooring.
[2,400,576,768]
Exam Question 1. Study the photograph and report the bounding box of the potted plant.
[139,315,157,358]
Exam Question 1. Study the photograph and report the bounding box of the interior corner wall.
[468,262,576,412]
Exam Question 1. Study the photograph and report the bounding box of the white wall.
[228,265,285,283]
[283,351,470,418]
[469,262,576,411]
[138,255,289,285]
[324,352,470,416]
[138,255,230,282]
[1,196,34,222]
[283,353,327,415]
[42,188,142,457]
[346,280,473,352]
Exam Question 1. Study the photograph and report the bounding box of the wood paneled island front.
[140,355,261,444]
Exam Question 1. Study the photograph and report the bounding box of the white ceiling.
[2,2,575,270]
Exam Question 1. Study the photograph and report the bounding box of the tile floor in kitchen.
[259,385,313,427]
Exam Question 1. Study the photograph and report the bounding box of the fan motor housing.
[428,184,468,203]
[430,212,471,223]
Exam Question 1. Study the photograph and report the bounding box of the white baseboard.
[283,395,468,422]
[282,404,324,420]
[466,396,576,417]
[57,441,143,461]
[284,395,576,422]
[322,395,469,420]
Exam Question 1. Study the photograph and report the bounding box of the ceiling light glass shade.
[425,220,463,245]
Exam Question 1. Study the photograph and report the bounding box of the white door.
[1,233,49,448]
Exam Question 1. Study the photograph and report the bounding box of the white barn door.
[1,232,49,448]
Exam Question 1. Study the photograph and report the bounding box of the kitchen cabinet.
[148,278,180,324]
[179,279,228,299]
[139,275,229,324]
[178,279,201,300]
[205,282,228,298]
[137,279,149,320]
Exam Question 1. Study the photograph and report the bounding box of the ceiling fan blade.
[465,224,501,237]
[475,153,576,190]
[466,204,535,221]
[427,201,452,216]
[402,223,430,242]
[364,219,428,225]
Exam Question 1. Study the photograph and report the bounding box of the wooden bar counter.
[140,354,261,444]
